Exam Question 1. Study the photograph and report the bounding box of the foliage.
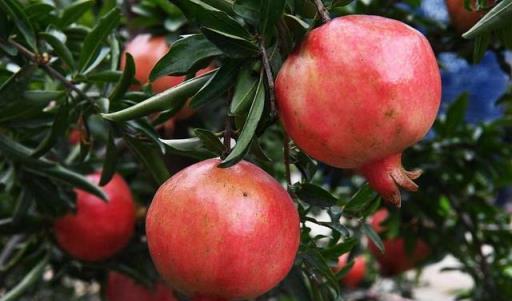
[0,0,512,300]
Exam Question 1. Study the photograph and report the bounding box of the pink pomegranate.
[106,272,177,301]
[146,159,300,300]
[275,15,441,206]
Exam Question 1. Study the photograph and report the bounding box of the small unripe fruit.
[368,209,431,275]
[106,272,177,301]
[275,15,441,206]
[54,173,135,261]
[146,159,300,300]
[336,254,366,288]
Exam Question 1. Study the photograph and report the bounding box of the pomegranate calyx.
[359,154,422,207]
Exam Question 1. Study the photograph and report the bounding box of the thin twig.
[283,133,291,185]
[222,92,233,159]
[312,0,331,23]
[3,38,92,101]
[259,40,277,118]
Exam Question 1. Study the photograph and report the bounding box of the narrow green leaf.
[99,130,118,186]
[78,8,120,72]
[190,62,239,109]
[82,47,110,75]
[101,72,214,121]
[293,183,337,207]
[220,73,265,167]
[362,223,384,252]
[194,128,225,155]
[150,34,222,79]
[260,0,286,34]
[160,137,217,159]
[0,255,48,301]
[322,237,358,258]
[473,33,491,63]
[344,183,377,211]
[31,104,70,157]
[12,190,33,225]
[23,90,64,102]
[123,135,170,185]
[109,53,135,104]
[230,68,258,115]
[0,0,38,51]
[81,70,122,83]
[201,27,259,58]
[233,0,259,25]
[463,0,512,38]
[443,93,469,136]
[40,32,75,70]
[59,0,95,28]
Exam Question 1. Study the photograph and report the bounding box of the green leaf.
[78,8,120,72]
[31,103,70,157]
[442,93,469,136]
[0,255,48,301]
[194,128,225,155]
[220,73,265,167]
[39,32,75,70]
[82,47,110,75]
[59,0,95,28]
[23,90,65,102]
[190,61,239,109]
[344,183,377,212]
[201,27,259,58]
[322,237,358,258]
[260,0,286,34]
[362,223,384,252]
[160,136,215,159]
[0,0,38,51]
[463,0,512,39]
[12,189,33,225]
[81,70,122,83]
[123,135,170,185]
[230,68,258,115]
[233,0,259,25]
[102,71,214,121]
[293,183,337,207]
[150,34,222,79]
[109,53,135,104]
[473,33,491,63]
[97,135,117,187]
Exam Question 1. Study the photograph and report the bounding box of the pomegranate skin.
[445,0,490,33]
[106,272,177,301]
[368,209,431,275]
[146,159,300,300]
[336,254,366,288]
[275,15,441,206]
[54,173,136,261]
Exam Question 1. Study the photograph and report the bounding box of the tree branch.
[312,0,331,23]
[259,40,277,118]
[2,38,92,102]
[283,133,291,185]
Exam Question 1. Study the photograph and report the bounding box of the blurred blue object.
[438,51,509,123]
[420,0,450,24]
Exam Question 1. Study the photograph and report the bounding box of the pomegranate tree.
[146,159,300,300]
[106,272,177,301]
[368,209,431,275]
[275,15,441,206]
[53,173,136,261]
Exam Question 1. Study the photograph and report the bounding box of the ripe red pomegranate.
[368,209,431,275]
[445,0,491,33]
[106,272,177,301]
[68,129,81,145]
[275,15,441,206]
[146,159,300,300]
[336,254,366,288]
[54,173,136,261]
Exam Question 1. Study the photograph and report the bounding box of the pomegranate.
[368,209,431,275]
[445,0,491,33]
[146,159,300,300]
[54,173,136,261]
[275,15,441,206]
[106,272,177,301]
[68,129,81,145]
[336,254,366,288]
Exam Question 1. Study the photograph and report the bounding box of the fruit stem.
[222,91,233,159]
[312,0,331,22]
[358,153,422,207]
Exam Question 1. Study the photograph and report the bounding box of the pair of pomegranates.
[55,12,444,301]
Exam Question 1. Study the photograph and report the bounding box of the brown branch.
[259,40,277,118]
[222,92,233,159]
[312,0,331,23]
[3,38,92,102]
[283,133,291,185]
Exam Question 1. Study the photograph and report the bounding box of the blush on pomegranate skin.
[54,173,136,261]
[276,15,441,206]
[146,159,300,300]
